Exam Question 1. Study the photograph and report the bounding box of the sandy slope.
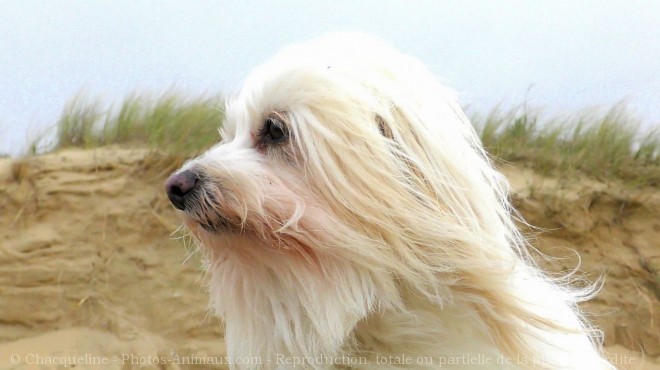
[0,147,658,369]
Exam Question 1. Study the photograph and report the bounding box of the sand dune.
[0,147,658,369]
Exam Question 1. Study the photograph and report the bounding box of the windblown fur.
[169,33,614,369]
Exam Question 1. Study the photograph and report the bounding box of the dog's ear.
[375,110,435,202]
[376,114,394,140]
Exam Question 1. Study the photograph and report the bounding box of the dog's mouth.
[195,213,238,233]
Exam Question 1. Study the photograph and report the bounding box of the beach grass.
[29,92,224,161]
[30,94,659,186]
[471,104,659,185]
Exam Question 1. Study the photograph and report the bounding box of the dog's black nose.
[165,170,199,210]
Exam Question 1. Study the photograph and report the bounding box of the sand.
[0,147,658,369]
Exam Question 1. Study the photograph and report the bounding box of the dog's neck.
[205,233,609,369]
[207,242,510,369]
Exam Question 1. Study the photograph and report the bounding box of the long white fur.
[174,33,615,369]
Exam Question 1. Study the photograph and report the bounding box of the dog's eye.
[268,119,284,140]
[260,116,289,145]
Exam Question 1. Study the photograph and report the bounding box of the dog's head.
[164,32,537,359]
[166,32,511,264]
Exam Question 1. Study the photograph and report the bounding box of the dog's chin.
[183,216,253,258]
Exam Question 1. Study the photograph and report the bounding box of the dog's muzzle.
[165,170,200,211]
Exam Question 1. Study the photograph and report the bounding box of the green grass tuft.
[33,92,224,159]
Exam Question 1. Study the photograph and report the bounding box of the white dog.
[165,33,614,369]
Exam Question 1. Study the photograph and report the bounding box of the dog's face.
[166,33,483,260]
[164,33,521,359]
[167,34,454,265]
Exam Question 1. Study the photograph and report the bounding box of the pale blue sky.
[1,0,659,155]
